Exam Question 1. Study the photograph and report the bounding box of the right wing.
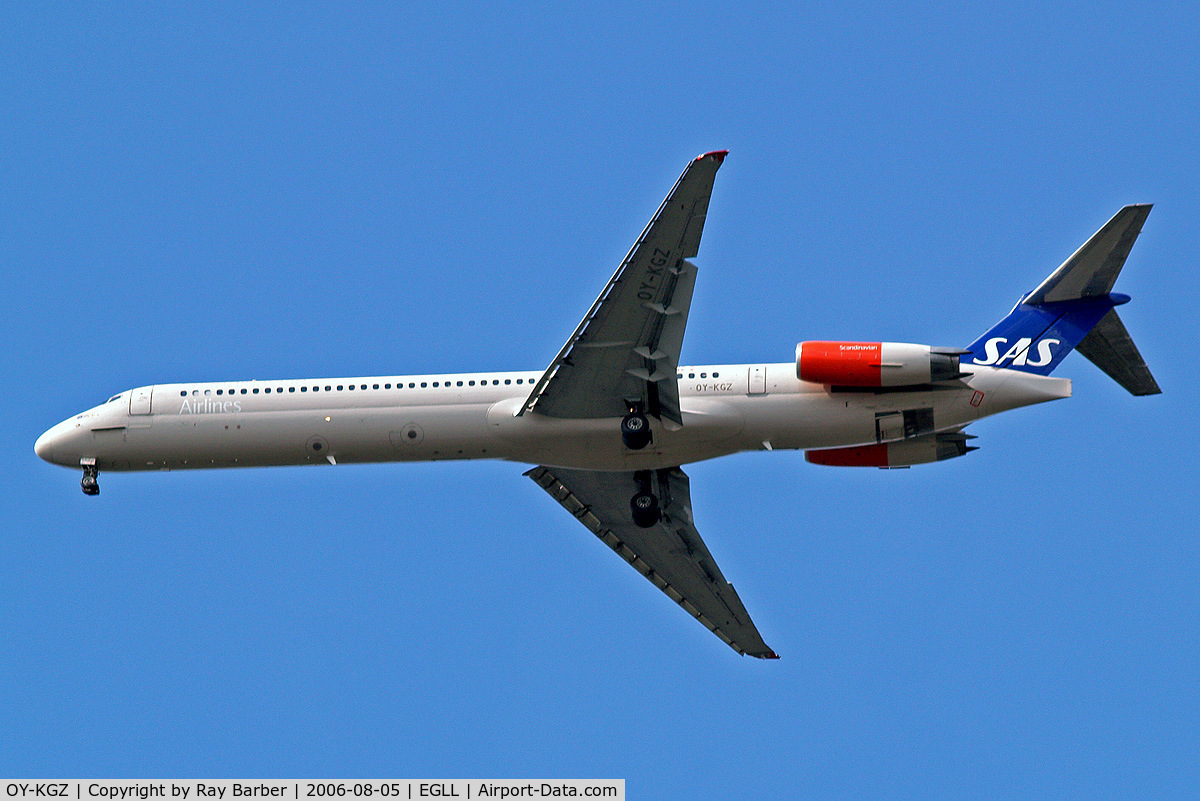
[526,464,778,659]
[518,151,727,425]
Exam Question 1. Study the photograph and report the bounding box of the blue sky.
[4,2,1199,796]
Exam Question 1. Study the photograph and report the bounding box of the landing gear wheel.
[630,491,660,528]
[621,413,652,450]
[81,465,99,496]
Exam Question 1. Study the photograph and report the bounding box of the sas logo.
[973,337,1060,367]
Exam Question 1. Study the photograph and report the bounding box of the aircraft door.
[748,365,767,395]
[129,386,152,415]
[875,408,934,442]
[875,412,904,442]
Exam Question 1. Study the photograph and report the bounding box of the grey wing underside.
[518,151,726,425]
[526,464,778,659]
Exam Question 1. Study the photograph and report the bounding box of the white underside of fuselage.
[35,363,1071,473]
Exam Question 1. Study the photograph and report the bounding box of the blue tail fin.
[964,294,1121,375]
[963,205,1160,395]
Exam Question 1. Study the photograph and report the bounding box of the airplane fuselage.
[35,362,1070,474]
[31,149,1155,658]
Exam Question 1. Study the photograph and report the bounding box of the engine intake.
[796,341,965,387]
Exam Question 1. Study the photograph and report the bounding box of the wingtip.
[697,150,728,163]
[746,648,780,659]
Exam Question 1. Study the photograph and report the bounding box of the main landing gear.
[81,461,99,496]
[621,401,652,451]
[630,470,660,528]
[622,404,658,527]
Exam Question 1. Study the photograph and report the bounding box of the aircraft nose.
[35,428,53,462]
[35,421,74,466]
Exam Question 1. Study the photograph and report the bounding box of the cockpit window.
[106,395,123,403]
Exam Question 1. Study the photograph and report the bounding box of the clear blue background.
[4,3,1198,797]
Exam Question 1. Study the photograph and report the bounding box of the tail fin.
[963,204,1160,395]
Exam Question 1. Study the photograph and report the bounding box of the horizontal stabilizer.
[1026,204,1152,304]
[964,205,1159,396]
[1075,309,1162,395]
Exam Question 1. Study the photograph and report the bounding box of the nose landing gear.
[81,461,99,496]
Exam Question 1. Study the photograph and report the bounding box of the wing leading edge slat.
[526,464,778,659]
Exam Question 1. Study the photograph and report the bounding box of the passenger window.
[713,372,719,378]
[264,388,271,393]
[289,387,296,392]
[241,389,248,394]
[421,382,427,388]
[180,391,187,397]
[301,387,308,392]
[373,384,379,390]
[516,379,523,384]
[504,379,511,385]
[253,388,259,394]
[457,381,463,386]
[700,373,706,379]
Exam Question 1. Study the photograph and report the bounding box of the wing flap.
[526,464,777,659]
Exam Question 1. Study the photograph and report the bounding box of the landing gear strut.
[630,470,660,528]
[621,401,652,451]
[81,463,99,496]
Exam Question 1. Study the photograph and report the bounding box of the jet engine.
[796,341,967,387]
[806,432,977,468]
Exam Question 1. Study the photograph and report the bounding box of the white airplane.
[36,151,1160,659]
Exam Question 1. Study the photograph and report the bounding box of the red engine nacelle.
[796,341,965,387]
[806,433,976,468]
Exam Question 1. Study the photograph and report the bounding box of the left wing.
[526,464,778,659]
[518,151,727,425]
